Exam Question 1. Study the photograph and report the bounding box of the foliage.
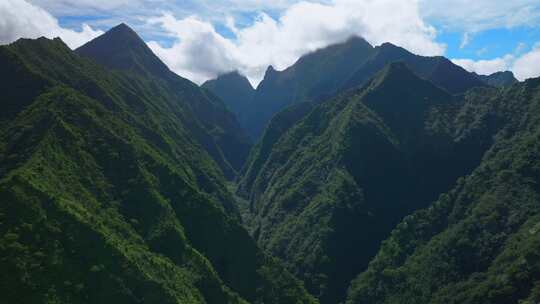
[0,29,316,304]
[346,77,540,304]
[238,62,509,303]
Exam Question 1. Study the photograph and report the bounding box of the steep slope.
[238,102,315,201]
[344,43,488,94]
[202,71,255,130]
[76,23,171,78]
[242,36,374,139]
[0,34,316,304]
[475,71,519,87]
[238,62,501,303]
[347,77,540,304]
[77,24,250,177]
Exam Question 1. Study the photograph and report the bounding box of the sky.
[1,0,540,86]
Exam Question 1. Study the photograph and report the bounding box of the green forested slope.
[0,31,316,304]
[238,62,504,303]
[238,101,314,200]
[76,23,251,177]
[346,77,540,304]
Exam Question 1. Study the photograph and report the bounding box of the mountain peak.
[377,42,409,55]
[76,23,171,78]
[261,65,279,81]
[104,23,143,42]
[113,22,132,31]
[475,70,519,87]
[365,61,452,106]
[370,61,418,87]
[344,35,372,47]
[203,70,254,91]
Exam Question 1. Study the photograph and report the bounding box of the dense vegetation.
[237,62,516,303]
[77,23,251,178]
[346,77,540,304]
[2,23,539,304]
[0,26,316,304]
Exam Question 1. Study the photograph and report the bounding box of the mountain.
[237,62,502,303]
[237,101,315,200]
[343,42,488,94]
[346,77,540,304]
[206,38,488,141]
[475,71,519,87]
[205,37,375,140]
[77,23,251,177]
[0,27,316,304]
[202,71,255,132]
[76,23,171,78]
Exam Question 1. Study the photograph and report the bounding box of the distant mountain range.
[203,37,517,141]
[1,23,537,304]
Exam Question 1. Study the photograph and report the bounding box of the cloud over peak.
[148,0,446,85]
[3,0,539,84]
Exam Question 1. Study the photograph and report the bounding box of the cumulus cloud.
[148,0,445,85]
[513,45,540,80]
[147,14,240,84]
[4,0,539,84]
[452,44,540,81]
[452,56,513,76]
[0,0,103,49]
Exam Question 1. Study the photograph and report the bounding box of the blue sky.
[440,27,540,59]
[2,0,540,84]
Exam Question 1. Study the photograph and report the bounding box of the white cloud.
[149,0,445,85]
[452,56,513,76]
[513,44,540,80]
[452,44,540,81]
[0,0,103,49]
[4,0,539,84]
[147,14,239,84]
[460,32,472,49]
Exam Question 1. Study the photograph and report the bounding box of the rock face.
[0,25,316,304]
